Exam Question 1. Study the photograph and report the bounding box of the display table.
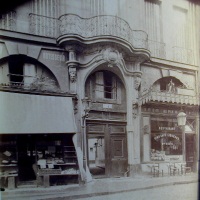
[38,173,78,187]
[0,174,18,189]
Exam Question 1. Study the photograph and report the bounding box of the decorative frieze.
[140,90,199,106]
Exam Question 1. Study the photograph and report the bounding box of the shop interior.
[0,134,78,187]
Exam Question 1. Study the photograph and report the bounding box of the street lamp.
[81,97,91,182]
[177,111,187,162]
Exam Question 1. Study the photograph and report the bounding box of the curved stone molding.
[58,14,149,52]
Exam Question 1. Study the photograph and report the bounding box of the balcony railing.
[59,14,148,49]
[173,46,194,65]
[148,40,166,59]
[3,74,60,93]
[0,11,16,31]
[140,90,199,106]
[29,13,59,38]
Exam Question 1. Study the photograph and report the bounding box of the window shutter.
[23,64,36,86]
[0,63,9,84]
[111,76,117,99]
[95,72,104,99]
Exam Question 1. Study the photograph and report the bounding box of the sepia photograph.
[0,0,199,199]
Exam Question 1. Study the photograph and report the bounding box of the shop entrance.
[17,135,36,182]
[186,134,197,172]
[87,123,127,178]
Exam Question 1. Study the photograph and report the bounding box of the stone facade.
[0,0,199,185]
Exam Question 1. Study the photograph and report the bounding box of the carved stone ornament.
[69,67,77,83]
[132,99,138,119]
[102,48,122,67]
[143,125,150,134]
[133,71,142,90]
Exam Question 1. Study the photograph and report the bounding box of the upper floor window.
[152,77,185,93]
[0,55,59,92]
[85,70,122,103]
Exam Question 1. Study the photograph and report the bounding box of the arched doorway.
[85,70,128,178]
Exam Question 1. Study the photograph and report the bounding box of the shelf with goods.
[36,142,79,176]
[0,140,18,177]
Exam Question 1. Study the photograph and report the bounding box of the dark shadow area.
[0,0,31,15]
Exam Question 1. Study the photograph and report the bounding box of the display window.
[150,119,182,161]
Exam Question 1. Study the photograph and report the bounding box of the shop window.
[151,119,182,161]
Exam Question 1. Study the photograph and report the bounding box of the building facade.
[0,0,199,188]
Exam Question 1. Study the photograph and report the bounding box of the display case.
[36,139,78,186]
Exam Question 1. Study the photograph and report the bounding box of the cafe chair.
[168,163,179,176]
[180,163,191,175]
[151,163,163,177]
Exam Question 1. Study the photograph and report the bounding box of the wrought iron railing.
[3,74,60,92]
[0,11,16,31]
[29,13,59,38]
[173,46,194,65]
[59,14,148,49]
[148,40,166,59]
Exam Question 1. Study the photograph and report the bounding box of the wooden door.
[107,124,128,177]
[186,134,196,172]
[87,123,128,177]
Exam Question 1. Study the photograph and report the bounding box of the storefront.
[151,117,183,162]
[141,104,198,175]
[0,91,79,188]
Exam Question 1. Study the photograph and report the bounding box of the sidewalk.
[1,173,199,200]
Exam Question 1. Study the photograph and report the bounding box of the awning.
[0,91,77,134]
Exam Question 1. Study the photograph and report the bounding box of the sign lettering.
[43,52,65,62]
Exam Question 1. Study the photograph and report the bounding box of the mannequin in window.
[167,79,175,93]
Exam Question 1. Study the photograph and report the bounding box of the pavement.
[1,173,199,200]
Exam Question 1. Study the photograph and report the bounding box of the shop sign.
[43,52,65,62]
[159,126,175,131]
[154,133,180,150]
[165,155,183,162]
[103,104,112,109]
[154,133,180,141]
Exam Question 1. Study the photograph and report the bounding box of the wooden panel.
[108,113,126,120]
[110,136,127,177]
[87,124,105,133]
[112,138,124,158]
[89,111,103,119]
[110,126,126,134]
